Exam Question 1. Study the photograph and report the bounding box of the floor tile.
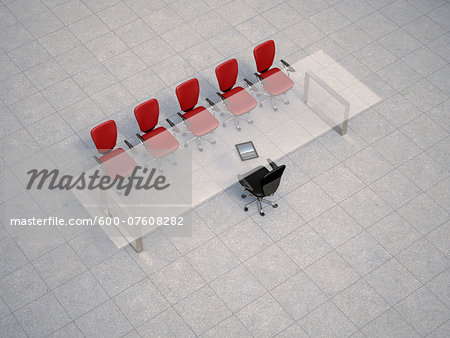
[333,279,389,328]
[186,237,239,282]
[428,64,450,96]
[136,307,195,337]
[0,73,37,106]
[402,79,448,112]
[14,293,70,337]
[427,221,450,257]
[220,217,273,262]
[48,322,84,338]
[174,286,232,335]
[426,177,450,210]
[38,28,81,57]
[345,146,394,184]
[218,0,256,26]
[337,231,392,276]
[370,169,422,209]
[299,301,358,337]
[51,0,92,25]
[210,264,265,312]
[208,27,252,57]
[355,11,397,39]
[427,32,450,62]
[335,0,376,21]
[278,224,332,269]
[283,20,325,48]
[271,271,328,320]
[427,2,450,30]
[53,271,109,319]
[368,212,421,255]
[0,314,27,337]
[202,315,252,338]
[375,94,422,128]
[161,23,204,54]
[75,300,133,338]
[85,32,128,62]
[90,251,146,297]
[304,251,360,297]
[91,83,137,115]
[22,10,63,39]
[32,243,86,290]
[113,278,169,327]
[403,46,447,77]
[379,29,422,58]
[397,238,449,283]
[365,258,421,306]
[244,244,299,289]
[318,128,368,162]
[236,15,278,44]
[353,42,397,73]
[150,257,205,305]
[68,14,110,44]
[8,40,51,71]
[287,0,329,17]
[289,140,339,178]
[401,114,447,150]
[262,3,304,31]
[380,0,421,26]
[114,19,156,49]
[237,293,293,337]
[309,205,363,248]
[27,113,74,147]
[97,2,137,30]
[377,59,422,92]
[0,23,33,52]
[314,163,365,203]
[285,181,336,221]
[330,24,373,53]
[395,287,449,336]
[426,269,450,308]
[309,7,350,35]
[142,6,184,35]
[361,308,420,338]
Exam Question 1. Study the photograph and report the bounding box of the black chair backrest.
[261,165,286,196]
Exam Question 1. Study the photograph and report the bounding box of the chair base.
[258,93,289,111]
[156,157,177,172]
[183,134,216,151]
[222,114,254,131]
[241,193,278,216]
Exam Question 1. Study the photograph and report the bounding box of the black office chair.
[239,159,286,216]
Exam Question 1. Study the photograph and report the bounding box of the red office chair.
[91,120,137,179]
[176,78,219,151]
[253,40,295,111]
[134,98,179,169]
[215,59,258,131]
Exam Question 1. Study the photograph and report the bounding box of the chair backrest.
[91,120,117,154]
[134,99,159,133]
[176,78,200,112]
[253,40,276,73]
[261,164,286,196]
[215,59,238,92]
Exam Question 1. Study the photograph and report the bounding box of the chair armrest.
[216,92,231,107]
[136,133,145,144]
[205,97,220,112]
[267,158,279,170]
[281,59,295,72]
[166,118,180,133]
[177,112,191,127]
[244,78,258,92]
[93,155,102,166]
[238,175,254,192]
[254,72,268,86]
[124,139,133,149]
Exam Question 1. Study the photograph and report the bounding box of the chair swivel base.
[258,93,289,111]
[241,194,278,216]
[222,115,254,131]
[183,134,216,151]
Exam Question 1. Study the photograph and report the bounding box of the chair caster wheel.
[211,140,216,144]
[274,108,278,111]
[241,194,246,198]
[244,207,248,212]
[284,100,289,105]
[222,123,227,127]
[184,143,188,148]
[260,212,265,216]
[237,127,241,131]
[199,148,203,152]
[259,103,263,107]
[220,112,225,116]
[170,161,177,166]
[273,204,278,208]
[248,120,254,124]
[182,132,187,136]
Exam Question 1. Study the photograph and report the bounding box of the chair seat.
[183,106,219,136]
[239,166,269,197]
[260,67,294,96]
[142,127,179,158]
[100,148,137,178]
[222,86,258,116]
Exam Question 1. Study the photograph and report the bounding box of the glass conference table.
[73,50,382,252]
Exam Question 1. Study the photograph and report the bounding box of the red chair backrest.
[215,59,238,92]
[253,40,275,73]
[176,78,200,112]
[91,120,117,154]
[134,99,159,133]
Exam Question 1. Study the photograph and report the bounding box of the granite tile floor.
[0,0,449,337]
